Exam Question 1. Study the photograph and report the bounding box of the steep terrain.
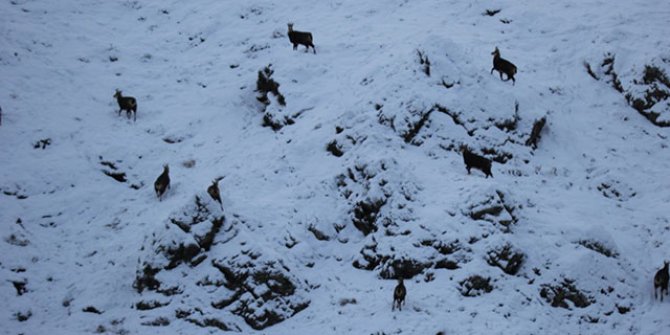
[2,0,670,334]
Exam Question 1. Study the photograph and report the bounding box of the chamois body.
[154,165,170,201]
[491,47,517,85]
[287,23,316,54]
[463,148,493,178]
[526,117,547,149]
[207,177,223,209]
[114,90,137,122]
[392,279,406,311]
[654,261,669,301]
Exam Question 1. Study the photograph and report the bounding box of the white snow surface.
[2,0,670,334]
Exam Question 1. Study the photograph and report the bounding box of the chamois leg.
[293,43,298,50]
[310,44,316,54]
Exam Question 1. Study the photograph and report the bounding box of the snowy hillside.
[2,0,670,334]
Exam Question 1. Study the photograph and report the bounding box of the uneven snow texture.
[2,0,670,334]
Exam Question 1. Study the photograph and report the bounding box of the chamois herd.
[108,23,669,310]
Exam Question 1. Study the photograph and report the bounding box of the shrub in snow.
[352,198,386,236]
[577,239,618,258]
[595,178,636,202]
[380,258,430,280]
[626,64,670,126]
[459,275,493,297]
[466,190,517,230]
[416,50,430,77]
[134,195,311,331]
[32,138,51,149]
[256,65,285,107]
[486,243,525,275]
[539,279,593,309]
[588,54,670,127]
[211,257,311,330]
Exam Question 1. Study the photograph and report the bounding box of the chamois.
[287,23,316,54]
[462,146,493,178]
[491,47,517,85]
[154,165,170,201]
[114,89,137,122]
[654,261,669,301]
[392,278,406,311]
[207,177,224,209]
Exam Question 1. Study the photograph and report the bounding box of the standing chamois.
[154,165,170,201]
[114,89,137,122]
[462,146,493,178]
[392,278,406,311]
[654,261,669,301]
[207,177,224,209]
[491,47,517,85]
[287,23,316,54]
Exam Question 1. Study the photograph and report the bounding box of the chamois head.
[114,89,122,98]
[492,47,500,56]
[287,23,294,32]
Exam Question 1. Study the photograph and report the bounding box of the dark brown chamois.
[392,278,406,311]
[114,89,137,122]
[287,23,316,54]
[525,117,547,149]
[654,261,669,301]
[491,47,517,85]
[207,177,224,209]
[462,147,493,178]
[154,165,170,201]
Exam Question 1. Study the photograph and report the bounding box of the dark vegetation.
[486,243,525,275]
[540,279,593,309]
[588,54,670,126]
[483,9,501,16]
[33,138,51,149]
[256,65,285,107]
[577,239,618,258]
[460,275,493,297]
[133,195,311,330]
[417,49,431,77]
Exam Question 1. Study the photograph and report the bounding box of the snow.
[2,0,670,334]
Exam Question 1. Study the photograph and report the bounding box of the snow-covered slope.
[2,0,670,334]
